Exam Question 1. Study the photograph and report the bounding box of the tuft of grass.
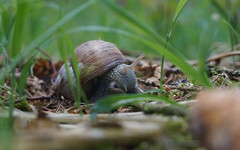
[0,1,95,130]
[11,0,30,58]
[1,0,95,83]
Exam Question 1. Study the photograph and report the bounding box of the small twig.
[207,51,240,64]
[55,100,63,112]
[35,46,57,76]
[40,106,51,111]
[44,99,53,108]
[190,45,240,65]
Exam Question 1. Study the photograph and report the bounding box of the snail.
[55,40,144,103]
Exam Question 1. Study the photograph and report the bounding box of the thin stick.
[190,44,240,65]
[207,51,240,63]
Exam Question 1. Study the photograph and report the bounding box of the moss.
[144,105,187,117]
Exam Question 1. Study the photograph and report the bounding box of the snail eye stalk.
[120,54,144,74]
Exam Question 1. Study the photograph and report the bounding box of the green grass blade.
[0,44,8,66]
[57,34,79,103]
[62,33,88,104]
[93,94,181,113]
[172,0,188,25]
[64,26,208,86]
[208,0,239,32]
[96,0,210,86]
[17,57,34,95]
[38,25,209,86]
[0,44,9,85]
[160,0,188,94]
[11,0,30,58]
[208,0,228,21]
[1,4,14,42]
[223,20,240,38]
[98,0,168,47]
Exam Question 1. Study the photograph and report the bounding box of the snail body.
[55,40,143,103]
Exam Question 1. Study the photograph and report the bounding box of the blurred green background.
[0,1,240,148]
[0,0,239,60]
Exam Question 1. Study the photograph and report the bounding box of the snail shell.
[56,40,127,101]
[73,40,126,84]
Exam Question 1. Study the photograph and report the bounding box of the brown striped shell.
[72,40,126,84]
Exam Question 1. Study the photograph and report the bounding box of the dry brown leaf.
[33,58,63,83]
[136,61,158,78]
[145,77,160,86]
[26,76,47,97]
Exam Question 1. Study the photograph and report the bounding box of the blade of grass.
[67,26,197,75]
[57,1,82,105]
[65,26,159,55]
[97,0,211,86]
[51,25,209,86]
[1,3,15,42]
[0,44,9,85]
[93,94,182,113]
[11,0,30,58]
[57,32,86,116]
[172,0,188,26]
[208,0,239,32]
[17,56,34,95]
[39,25,210,86]
[98,0,176,52]
[160,0,188,94]
[0,43,8,66]
[62,33,88,104]
[7,69,18,131]
[57,35,78,103]
[223,20,240,38]
[0,116,13,150]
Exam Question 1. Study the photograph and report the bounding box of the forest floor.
[1,51,240,150]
